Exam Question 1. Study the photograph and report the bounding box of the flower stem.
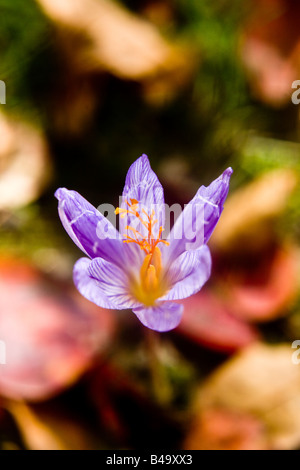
[146,329,172,406]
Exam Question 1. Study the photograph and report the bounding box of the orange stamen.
[116,200,170,306]
[115,199,169,256]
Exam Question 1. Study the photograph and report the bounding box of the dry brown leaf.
[210,169,297,252]
[0,257,116,401]
[7,401,67,450]
[36,0,195,103]
[186,343,300,449]
[240,0,300,107]
[224,245,299,322]
[178,290,259,353]
[184,408,268,450]
[7,401,95,450]
[0,112,52,210]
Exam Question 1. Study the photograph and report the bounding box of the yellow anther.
[115,199,171,305]
[140,253,152,280]
[132,257,165,306]
[144,264,158,291]
[151,246,162,279]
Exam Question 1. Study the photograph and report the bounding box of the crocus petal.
[88,257,141,310]
[133,302,184,332]
[55,188,123,266]
[73,258,117,309]
[165,168,233,260]
[198,167,233,242]
[120,154,165,238]
[160,245,212,301]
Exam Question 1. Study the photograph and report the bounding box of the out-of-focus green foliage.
[1,0,298,195]
[0,0,55,120]
[175,0,248,110]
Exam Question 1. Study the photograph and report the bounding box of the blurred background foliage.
[1,0,300,450]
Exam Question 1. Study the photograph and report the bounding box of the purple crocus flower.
[55,155,232,332]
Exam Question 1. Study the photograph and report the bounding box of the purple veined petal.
[160,245,212,301]
[73,258,118,309]
[88,256,142,310]
[198,167,233,242]
[165,167,233,260]
[133,302,184,332]
[55,188,124,266]
[119,155,165,239]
